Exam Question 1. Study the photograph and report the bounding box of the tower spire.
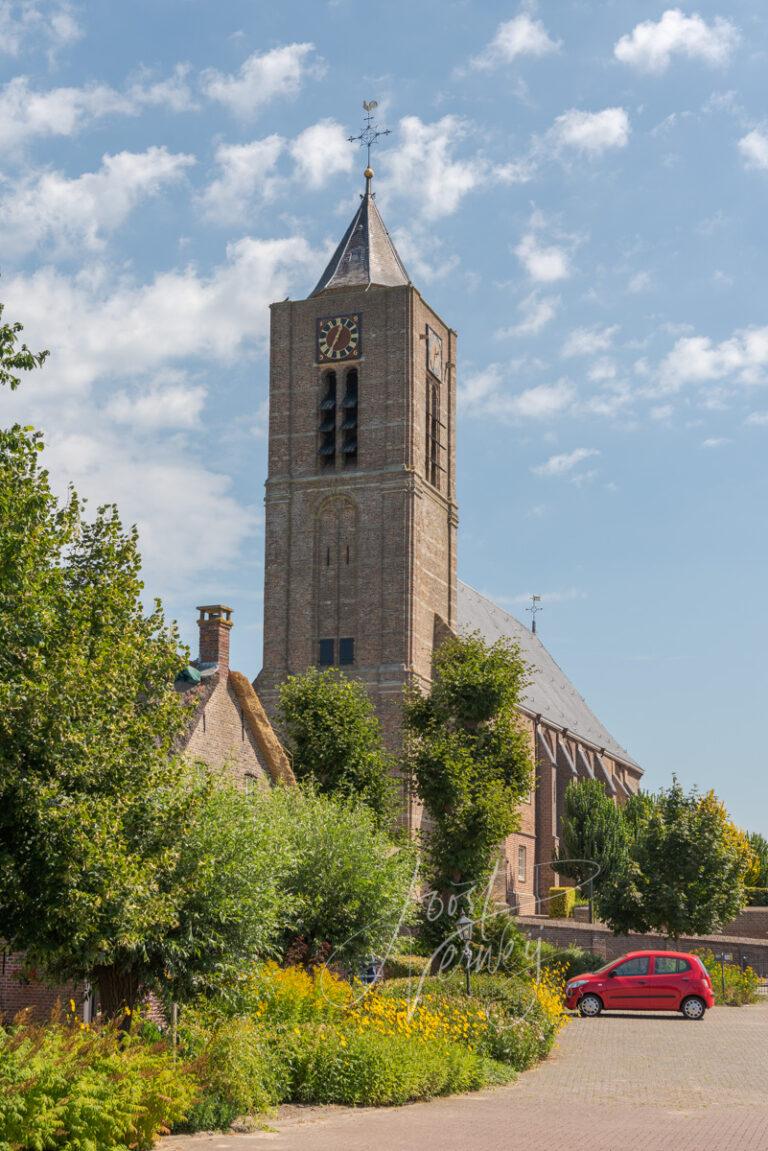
[348,99,390,193]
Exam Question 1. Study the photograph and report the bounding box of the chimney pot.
[197,604,233,672]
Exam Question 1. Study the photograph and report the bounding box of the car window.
[654,956,690,974]
[612,957,650,977]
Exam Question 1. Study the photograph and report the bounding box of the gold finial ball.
[364,166,374,180]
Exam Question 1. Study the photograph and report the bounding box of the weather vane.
[348,100,390,187]
[527,594,543,635]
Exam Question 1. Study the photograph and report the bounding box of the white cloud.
[587,358,617,382]
[562,325,618,357]
[515,233,570,282]
[469,12,560,70]
[738,129,768,171]
[627,270,653,294]
[201,42,321,117]
[2,236,318,394]
[548,107,630,155]
[659,326,768,391]
[105,376,206,430]
[701,436,730,448]
[533,447,599,476]
[746,411,768,426]
[614,9,739,74]
[497,291,559,338]
[0,66,196,151]
[289,118,353,189]
[0,0,81,57]
[382,115,483,220]
[0,147,195,257]
[461,365,575,421]
[390,225,459,284]
[200,136,284,224]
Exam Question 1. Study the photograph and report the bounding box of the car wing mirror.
[607,970,617,978]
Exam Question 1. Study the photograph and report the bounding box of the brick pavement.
[163,1004,768,1151]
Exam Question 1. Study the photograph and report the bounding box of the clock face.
[426,325,443,379]
[317,314,361,362]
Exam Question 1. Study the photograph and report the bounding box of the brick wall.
[185,674,272,786]
[0,951,82,1021]
[515,915,768,977]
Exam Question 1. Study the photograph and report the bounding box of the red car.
[564,950,715,1020]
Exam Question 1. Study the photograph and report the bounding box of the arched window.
[341,368,358,467]
[318,370,337,467]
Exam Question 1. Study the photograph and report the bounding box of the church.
[253,162,643,913]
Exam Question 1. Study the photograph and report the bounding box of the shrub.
[548,887,576,919]
[539,943,604,980]
[747,887,768,906]
[693,949,760,1006]
[0,1012,197,1151]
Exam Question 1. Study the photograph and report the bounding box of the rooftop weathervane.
[348,100,390,192]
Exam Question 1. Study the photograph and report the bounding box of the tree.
[0,303,288,1017]
[746,832,768,904]
[254,785,416,970]
[405,632,533,945]
[599,780,753,938]
[277,667,397,824]
[556,779,629,913]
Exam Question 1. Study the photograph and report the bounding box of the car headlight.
[566,979,590,994]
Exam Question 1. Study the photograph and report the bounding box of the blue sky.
[1,0,766,831]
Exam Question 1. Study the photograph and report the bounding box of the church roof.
[311,182,410,296]
[457,581,640,770]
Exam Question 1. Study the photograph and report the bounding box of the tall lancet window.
[315,497,358,667]
[318,370,337,467]
[341,368,358,467]
[426,380,441,489]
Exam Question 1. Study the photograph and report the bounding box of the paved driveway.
[164,1004,768,1151]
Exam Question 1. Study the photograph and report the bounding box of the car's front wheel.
[680,996,707,1020]
[579,993,603,1017]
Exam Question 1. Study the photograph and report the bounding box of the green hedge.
[548,886,576,919]
[747,887,768,906]
[694,949,760,1006]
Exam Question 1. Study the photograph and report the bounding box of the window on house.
[517,845,527,883]
[318,638,335,665]
[341,368,358,467]
[339,637,355,665]
[318,370,337,467]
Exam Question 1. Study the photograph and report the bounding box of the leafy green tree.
[746,832,768,903]
[255,785,416,970]
[277,667,397,823]
[556,779,629,913]
[600,780,753,938]
[405,632,533,944]
[0,304,288,1017]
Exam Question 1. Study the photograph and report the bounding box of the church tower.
[256,165,458,820]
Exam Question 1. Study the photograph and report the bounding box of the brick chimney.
[197,604,233,671]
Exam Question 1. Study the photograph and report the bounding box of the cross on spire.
[527,594,543,635]
[348,100,390,191]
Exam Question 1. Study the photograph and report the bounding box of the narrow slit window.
[426,380,440,489]
[517,845,527,883]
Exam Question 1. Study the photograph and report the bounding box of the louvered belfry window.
[426,379,441,489]
[318,370,337,466]
[341,368,358,466]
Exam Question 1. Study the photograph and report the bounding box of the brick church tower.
[256,166,458,818]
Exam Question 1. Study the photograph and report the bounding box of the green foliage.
[548,887,577,919]
[599,780,753,938]
[0,390,288,1016]
[250,786,417,971]
[746,832,768,891]
[694,949,760,1006]
[0,300,48,392]
[278,667,397,824]
[538,943,604,980]
[0,1015,197,1151]
[747,887,768,906]
[406,633,533,943]
[556,778,629,897]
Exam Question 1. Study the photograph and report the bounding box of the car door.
[602,955,652,1009]
[648,955,692,1009]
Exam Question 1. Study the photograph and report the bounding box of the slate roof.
[457,581,640,770]
[311,188,410,296]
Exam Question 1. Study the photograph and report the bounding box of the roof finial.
[348,100,390,193]
[527,594,543,635]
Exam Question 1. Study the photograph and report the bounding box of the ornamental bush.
[0,1012,197,1151]
[693,949,760,1006]
[548,887,577,919]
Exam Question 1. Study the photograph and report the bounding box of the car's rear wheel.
[579,993,603,1017]
[680,995,706,1020]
